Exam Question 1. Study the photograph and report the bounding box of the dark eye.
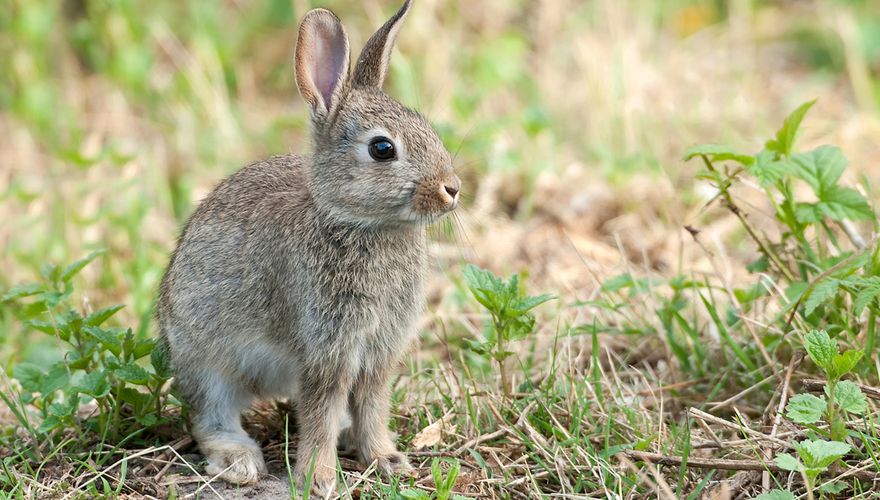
[368,137,397,162]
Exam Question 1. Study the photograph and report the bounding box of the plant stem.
[866,308,877,360]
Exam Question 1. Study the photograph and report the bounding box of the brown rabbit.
[157,0,460,495]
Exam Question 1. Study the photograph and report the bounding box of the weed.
[461,264,553,397]
[0,252,174,448]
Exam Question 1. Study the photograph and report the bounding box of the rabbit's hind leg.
[190,371,267,484]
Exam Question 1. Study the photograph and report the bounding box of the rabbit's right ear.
[295,9,350,116]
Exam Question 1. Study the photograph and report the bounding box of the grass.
[4,0,880,498]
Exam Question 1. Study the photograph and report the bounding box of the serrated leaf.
[786,393,826,424]
[795,439,850,469]
[510,293,555,315]
[24,320,57,335]
[766,99,816,157]
[817,186,873,221]
[832,380,868,415]
[791,145,847,195]
[14,363,44,393]
[854,277,880,314]
[749,150,791,187]
[804,330,836,370]
[819,480,848,495]
[774,453,804,472]
[150,338,173,379]
[82,326,123,356]
[37,415,62,434]
[113,363,150,384]
[829,350,862,379]
[74,371,111,398]
[804,279,839,316]
[85,305,125,326]
[753,490,796,500]
[60,250,106,283]
[40,364,70,394]
[683,144,754,165]
[1,283,46,302]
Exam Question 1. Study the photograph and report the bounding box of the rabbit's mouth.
[400,174,461,223]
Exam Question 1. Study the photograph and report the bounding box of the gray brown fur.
[157,1,460,496]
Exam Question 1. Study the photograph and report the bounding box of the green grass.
[4,0,880,498]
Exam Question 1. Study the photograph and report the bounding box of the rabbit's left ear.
[351,0,412,89]
[295,8,350,116]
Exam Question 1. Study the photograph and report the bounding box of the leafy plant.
[1,252,174,445]
[400,458,468,500]
[462,265,554,397]
[774,439,851,498]
[786,330,867,439]
[686,99,880,353]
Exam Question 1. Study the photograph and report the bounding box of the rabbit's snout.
[414,173,461,216]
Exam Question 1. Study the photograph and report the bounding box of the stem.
[110,383,124,441]
[496,319,510,398]
[700,156,795,281]
[867,308,877,361]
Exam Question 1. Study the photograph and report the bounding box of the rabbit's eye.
[368,137,397,162]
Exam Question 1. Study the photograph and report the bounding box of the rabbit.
[156,0,460,495]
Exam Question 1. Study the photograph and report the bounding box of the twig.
[802,378,880,401]
[688,407,791,449]
[623,450,879,481]
[763,351,803,492]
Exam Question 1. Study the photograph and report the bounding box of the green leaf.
[40,364,70,394]
[774,453,804,472]
[749,150,791,187]
[819,481,848,495]
[14,363,45,393]
[853,277,880,314]
[510,293,555,315]
[817,186,873,221]
[795,439,850,469]
[804,330,837,370]
[765,99,816,157]
[398,490,431,500]
[753,490,796,500]
[113,363,150,384]
[150,338,173,379]
[74,371,111,398]
[82,326,123,356]
[831,380,868,415]
[828,350,863,379]
[37,415,62,434]
[683,144,754,165]
[24,320,57,335]
[60,250,106,283]
[2,283,47,302]
[785,393,826,424]
[804,279,839,316]
[790,145,846,195]
[85,304,125,326]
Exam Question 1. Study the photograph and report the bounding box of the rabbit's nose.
[439,176,461,208]
[444,184,459,198]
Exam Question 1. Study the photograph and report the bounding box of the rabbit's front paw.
[203,441,266,485]
[372,451,413,475]
[294,468,338,499]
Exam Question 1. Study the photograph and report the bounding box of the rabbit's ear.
[295,8,350,115]
[351,0,411,89]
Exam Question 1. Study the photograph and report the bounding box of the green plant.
[686,100,880,352]
[1,252,174,446]
[400,458,468,500]
[462,264,554,397]
[786,330,867,439]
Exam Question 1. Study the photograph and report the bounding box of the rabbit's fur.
[157,1,459,495]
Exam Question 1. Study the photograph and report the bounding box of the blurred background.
[2,0,880,365]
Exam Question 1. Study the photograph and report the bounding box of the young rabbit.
[157,0,460,495]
